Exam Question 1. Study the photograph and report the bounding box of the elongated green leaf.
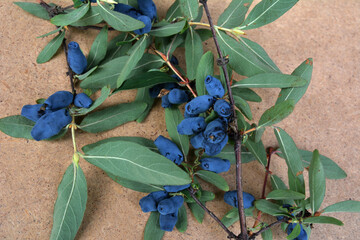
[96,1,144,31]
[221,208,239,227]
[80,56,130,89]
[37,27,63,38]
[118,72,177,90]
[322,200,360,213]
[83,141,191,185]
[255,199,289,216]
[103,33,132,63]
[179,0,199,20]
[270,175,288,191]
[240,0,299,30]
[277,58,313,104]
[144,212,165,240]
[76,86,110,115]
[76,66,98,80]
[14,2,50,20]
[150,20,186,37]
[185,28,203,80]
[117,35,150,87]
[176,205,188,232]
[309,150,326,214]
[274,127,303,179]
[165,106,190,156]
[0,115,34,139]
[187,202,205,223]
[232,88,262,102]
[244,138,267,167]
[79,102,147,133]
[196,29,212,42]
[107,172,163,193]
[234,96,252,120]
[51,2,90,26]
[70,6,103,26]
[288,169,305,199]
[87,26,108,70]
[286,223,301,240]
[258,100,294,128]
[166,0,182,21]
[196,51,214,96]
[218,0,253,28]
[135,87,155,123]
[303,216,343,226]
[195,170,229,191]
[37,31,65,64]
[232,73,306,89]
[266,189,305,200]
[50,163,87,240]
[262,227,273,240]
[196,145,255,164]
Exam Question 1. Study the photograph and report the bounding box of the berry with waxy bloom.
[157,196,184,215]
[185,95,216,115]
[163,184,190,193]
[159,211,178,232]
[74,93,93,108]
[205,75,225,98]
[177,117,206,135]
[137,0,157,21]
[214,99,232,118]
[168,89,188,104]
[139,191,168,212]
[200,157,231,173]
[287,223,308,240]
[154,135,184,165]
[224,190,255,209]
[67,42,87,74]
[44,91,73,110]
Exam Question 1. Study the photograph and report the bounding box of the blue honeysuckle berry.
[44,91,73,110]
[170,56,178,65]
[185,95,216,115]
[113,3,141,19]
[74,93,93,108]
[164,81,178,90]
[137,0,157,21]
[157,196,184,215]
[184,111,199,118]
[67,41,87,74]
[149,84,164,98]
[276,204,293,221]
[177,117,206,135]
[139,191,168,213]
[163,184,190,193]
[190,132,205,149]
[168,89,188,104]
[134,15,152,35]
[21,104,46,122]
[159,211,178,232]
[214,99,232,118]
[205,75,225,98]
[154,135,184,165]
[203,134,228,156]
[200,157,231,173]
[31,108,72,141]
[161,94,171,108]
[224,190,255,209]
[203,118,227,144]
[287,223,308,240]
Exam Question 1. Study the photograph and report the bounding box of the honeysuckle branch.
[188,187,237,239]
[199,0,248,239]
[249,218,288,239]
[189,22,245,36]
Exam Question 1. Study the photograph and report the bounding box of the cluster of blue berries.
[223,190,255,209]
[21,92,92,141]
[277,204,308,240]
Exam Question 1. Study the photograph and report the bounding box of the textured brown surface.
[0,0,359,239]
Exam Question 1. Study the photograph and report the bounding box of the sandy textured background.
[0,0,359,239]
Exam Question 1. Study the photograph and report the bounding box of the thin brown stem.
[249,218,287,239]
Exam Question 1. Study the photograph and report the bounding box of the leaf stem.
[71,117,77,153]
[189,22,245,36]
[199,0,248,239]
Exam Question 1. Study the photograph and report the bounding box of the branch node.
[216,56,229,66]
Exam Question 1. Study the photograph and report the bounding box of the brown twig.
[249,218,287,239]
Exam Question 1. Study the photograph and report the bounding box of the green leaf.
[288,169,305,197]
[270,175,288,190]
[179,0,199,20]
[258,100,294,128]
[96,1,144,31]
[234,96,252,120]
[254,127,265,143]
[187,202,205,223]
[195,170,229,191]
[103,33,132,63]
[70,6,103,26]
[37,27,63,38]
[274,127,304,178]
[0,115,34,139]
[200,191,215,202]
[196,144,255,164]
[216,31,277,77]
[14,2,50,20]
[217,0,253,28]
[117,72,177,90]
[150,20,186,37]
[196,29,213,42]
[76,86,111,115]
[221,208,239,227]
[244,138,267,167]
[261,227,273,240]
[50,163,87,240]
[107,172,163,193]
[80,56,130,89]
[196,51,214,96]
[266,189,305,200]
[51,2,90,26]
[309,150,326,214]
[75,66,98,80]
[185,28,203,80]
[232,73,306,89]
[87,25,108,70]
[303,216,343,226]
[232,88,262,102]
[254,199,289,216]
[144,212,165,240]
[83,141,191,185]
[166,0,182,21]
[79,102,147,133]
[117,35,150,87]
[240,0,299,30]
[276,58,313,104]
[176,205,188,232]
[322,200,360,213]
[165,106,190,156]
[37,31,65,64]
[135,87,155,123]
[298,149,346,180]
[286,223,301,240]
